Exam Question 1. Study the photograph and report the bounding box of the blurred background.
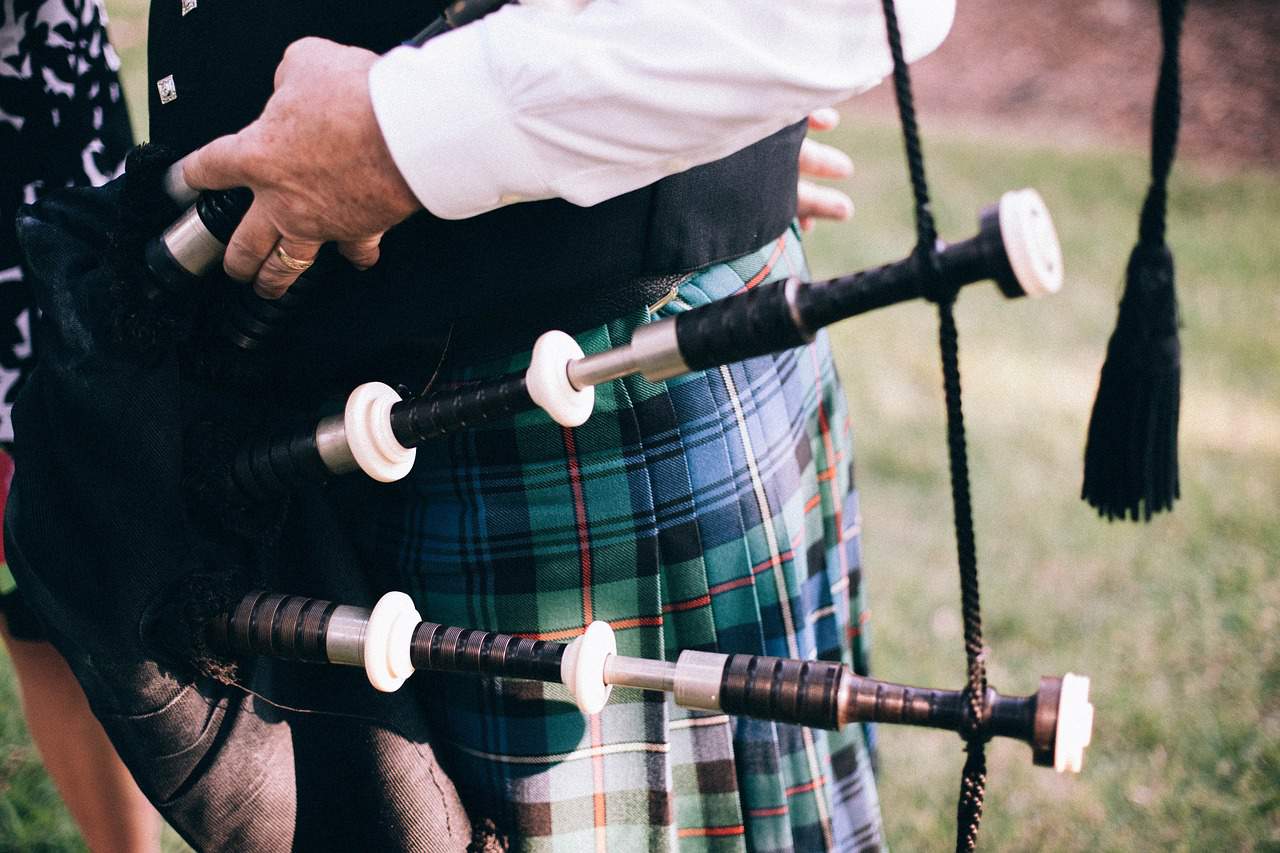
[1,0,1276,849]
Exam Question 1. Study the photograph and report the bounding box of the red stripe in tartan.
[563,424,607,851]
[748,805,789,818]
[846,609,872,640]
[677,825,746,838]
[707,575,756,596]
[562,426,594,625]
[742,237,787,290]
[589,714,607,853]
[517,614,664,642]
[803,493,822,514]
[608,615,664,632]
[750,550,795,576]
[809,346,845,551]
[785,777,827,797]
[662,593,712,614]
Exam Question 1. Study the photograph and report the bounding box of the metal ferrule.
[603,654,677,693]
[566,317,687,388]
[324,605,371,666]
[315,414,358,474]
[633,319,688,382]
[673,650,730,711]
[161,204,226,277]
[567,344,638,390]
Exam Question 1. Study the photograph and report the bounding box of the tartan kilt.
[358,225,883,852]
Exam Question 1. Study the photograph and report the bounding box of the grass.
[1,6,1277,849]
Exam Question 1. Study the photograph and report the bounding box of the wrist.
[370,112,424,220]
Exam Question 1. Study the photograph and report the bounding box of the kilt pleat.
[361,226,883,851]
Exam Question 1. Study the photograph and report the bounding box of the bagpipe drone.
[8,0,1189,849]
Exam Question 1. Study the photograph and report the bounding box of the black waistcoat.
[146,0,803,370]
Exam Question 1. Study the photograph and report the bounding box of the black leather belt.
[447,271,689,363]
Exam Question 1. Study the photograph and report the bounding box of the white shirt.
[369,0,954,220]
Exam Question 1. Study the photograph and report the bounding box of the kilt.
[356,225,883,852]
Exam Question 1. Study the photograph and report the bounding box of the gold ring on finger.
[274,243,315,273]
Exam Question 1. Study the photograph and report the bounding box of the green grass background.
[1,3,1277,849]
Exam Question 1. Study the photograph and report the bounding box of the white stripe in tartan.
[806,604,837,625]
[718,362,835,849]
[449,739,671,765]
[667,715,732,731]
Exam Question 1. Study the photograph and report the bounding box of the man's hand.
[181,38,422,298]
[797,108,854,232]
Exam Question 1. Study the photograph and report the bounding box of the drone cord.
[879,1,990,849]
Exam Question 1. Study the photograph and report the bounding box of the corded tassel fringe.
[1082,241,1181,521]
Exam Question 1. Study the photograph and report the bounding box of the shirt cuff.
[369,32,551,220]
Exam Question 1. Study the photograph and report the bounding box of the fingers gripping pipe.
[143,5,512,354]
[217,591,1094,773]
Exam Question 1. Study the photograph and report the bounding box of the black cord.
[879,0,938,252]
[956,745,988,853]
[879,2,990,849]
[1139,0,1187,249]
[937,303,987,725]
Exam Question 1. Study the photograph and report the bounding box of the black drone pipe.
[139,0,513,353]
[225,187,1062,499]
[213,591,1092,773]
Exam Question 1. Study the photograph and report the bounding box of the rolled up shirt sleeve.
[369,0,954,220]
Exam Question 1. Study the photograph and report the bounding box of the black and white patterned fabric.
[0,0,131,442]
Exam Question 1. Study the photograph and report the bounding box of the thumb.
[181,131,253,192]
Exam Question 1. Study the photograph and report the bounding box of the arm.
[372,0,953,219]
[182,0,954,296]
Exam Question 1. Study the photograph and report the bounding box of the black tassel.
[1081,241,1180,521]
[1082,0,1186,522]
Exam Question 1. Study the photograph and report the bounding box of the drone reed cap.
[364,592,421,693]
[345,382,417,482]
[561,620,616,714]
[527,330,595,427]
[999,188,1063,298]
[1054,672,1094,773]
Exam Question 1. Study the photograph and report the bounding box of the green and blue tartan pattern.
[363,227,883,851]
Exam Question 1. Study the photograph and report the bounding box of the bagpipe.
[8,0,1189,849]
